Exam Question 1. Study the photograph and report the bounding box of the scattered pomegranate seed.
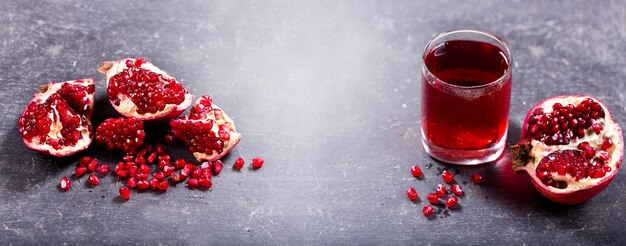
[147,152,157,164]
[116,169,128,179]
[427,193,439,205]
[436,184,446,197]
[471,173,484,184]
[87,159,98,172]
[442,170,454,183]
[252,157,264,169]
[422,205,435,218]
[75,166,87,178]
[79,156,92,167]
[198,177,212,189]
[192,169,202,179]
[410,165,423,178]
[451,184,463,196]
[97,165,110,175]
[173,159,186,169]
[157,180,169,191]
[119,187,131,200]
[213,160,223,175]
[187,178,199,188]
[233,157,244,170]
[137,172,149,180]
[137,180,150,190]
[149,179,159,190]
[154,172,165,181]
[406,187,418,201]
[446,196,459,208]
[126,177,137,188]
[87,174,100,186]
[60,177,71,191]
[162,165,175,175]
[164,134,175,144]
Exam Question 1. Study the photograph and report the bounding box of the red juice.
[421,40,511,151]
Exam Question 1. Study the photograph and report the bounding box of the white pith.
[102,58,193,119]
[524,96,623,192]
[22,79,94,156]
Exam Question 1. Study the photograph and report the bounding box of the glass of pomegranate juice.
[421,30,512,164]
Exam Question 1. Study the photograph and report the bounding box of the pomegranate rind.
[513,95,623,204]
[171,96,242,162]
[98,58,193,122]
[18,79,95,157]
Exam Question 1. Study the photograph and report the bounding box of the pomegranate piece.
[95,118,145,153]
[451,184,463,196]
[422,205,435,218]
[512,96,623,204]
[445,196,459,208]
[119,187,131,200]
[170,96,241,162]
[442,170,454,183]
[410,165,423,178]
[87,174,100,186]
[471,173,484,184]
[213,160,223,175]
[97,164,110,176]
[75,166,87,178]
[98,58,193,122]
[60,177,71,191]
[233,157,244,170]
[427,193,439,205]
[18,79,95,157]
[435,184,446,197]
[252,157,264,169]
[187,178,199,188]
[406,187,418,201]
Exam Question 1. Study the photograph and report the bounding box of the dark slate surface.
[1,0,625,245]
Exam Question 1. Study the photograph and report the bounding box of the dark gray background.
[1,0,625,245]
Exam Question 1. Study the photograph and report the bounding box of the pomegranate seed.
[198,177,212,188]
[75,166,87,178]
[126,177,138,188]
[203,169,213,179]
[451,184,463,196]
[252,157,264,169]
[187,178,199,188]
[135,156,146,165]
[87,159,98,172]
[116,169,128,179]
[422,205,435,217]
[436,184,446,197]
[149,179,159,190]
[406,187,418,201]
[147,152,157,164]
[87,174,100,186]
[153,172,165,181]
[427,193,439,205]
[213,160,223,175]
[233,157,244,170]
[170,172,183,183]
[410,165,423,178]
[173,159,186,169]
[446,196,459,208]
[158,155,171,167]
[164,134,175,144]
[157,180,169,191]
[192,169,202,179]
[97,165,110,176]
[128,166,138,178]
[180,167,191,178]
[79,156,92,167]
[137,180,150,190]
[135,58,146,67]
[441,170,454,183]
[125,59,135,67]
[592,123,603,134]
[139,164,150,174]
[201,162,212,170]
[184,163,195,172]
[471,173,484,184]
[162,165,175,175]
[60,177,71,191]
[601,138,613,151]
[119,187,131,200]
[137,172,149,180]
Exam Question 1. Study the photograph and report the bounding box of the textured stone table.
[1,0,625,244]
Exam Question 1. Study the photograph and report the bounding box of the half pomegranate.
[170,96,241,162]
[512,95,623,204]
[18,79,95,157]
[97,58,193,122]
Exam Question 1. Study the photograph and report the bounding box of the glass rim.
[422,29,512,90]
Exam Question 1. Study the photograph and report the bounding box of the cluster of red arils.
[59,144,264,200]
[406,164,483,219]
